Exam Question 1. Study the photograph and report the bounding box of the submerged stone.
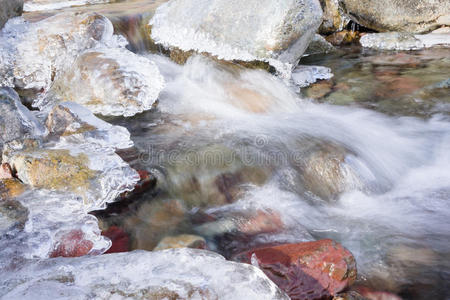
[153,234,206,251]
[0,198,28,232]
[47,47,164,117]
[233,239,357,300]
[150,0,323,77]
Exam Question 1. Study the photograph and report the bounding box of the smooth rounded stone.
[301,144,361,201]
[102,226,130,253]
[233,239,357,300]
[1,248,289,299]
[24,0,110,12]
[150,0,323,77]
[360,32,450,51]
[45,102,133,150]
[0,198,28,232]
[124,199,188,251]
[340,0,450,33]
[0,0,23,29]
[319,0,349,34]
[48,47,164,117]
[0,88,43,155]
[0,12,115,91]
[153,234,206,251]
[304,34,336,55]
[164,145,271,209]
[50,229,94,258]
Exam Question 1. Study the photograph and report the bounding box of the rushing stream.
[0,0,449,299]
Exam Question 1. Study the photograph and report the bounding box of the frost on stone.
[292,65,333,87]
[24,0,110,12]
[0,12,114,91]
[150,0,323,77]
[0,190,110,260]
[40,47,165,117]
[360,32,450,50]
[0,248,290,300]
[45,102,134,151]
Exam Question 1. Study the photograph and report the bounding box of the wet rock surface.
[233,239,357,300]
[154,234,206,251]
[0,0,23,29]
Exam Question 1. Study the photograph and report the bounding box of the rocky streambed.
[0,0,449,299]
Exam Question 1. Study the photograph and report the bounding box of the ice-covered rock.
[0,0,23,29]
[360,32,450,51]
[340,0,450,33]
[0,88,44,154]
[24,0,109,12]
[150,0,323,77]
[0,248,289,299]
[43,47,164,117]
[292,65,333,88]
[2,144,139,209]
[45,102,133,150]
[0,12,115,91]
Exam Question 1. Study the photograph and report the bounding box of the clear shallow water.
[101,50,450,298]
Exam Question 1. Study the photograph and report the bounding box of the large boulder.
[340,0,450,33]
[47,47,164,117]
[150,0,323,77]
[233,239,357,300]
[0,0,23,29]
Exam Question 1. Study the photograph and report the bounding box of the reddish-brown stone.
[237,209,284,235]
[0,163,13,179]
[102,226,130,254]
[233,239,357,300]
[356,287,402,300]
[50,230,93,258]
[119,169,156,201]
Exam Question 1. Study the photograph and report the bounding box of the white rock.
[150,0,323,77]
[360,32,450,50]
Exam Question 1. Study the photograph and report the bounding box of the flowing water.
[2,1,449,299]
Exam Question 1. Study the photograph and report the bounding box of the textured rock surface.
[150,0,323,76]
[233,239,357,300]
[0,198,28,232]
[319,0,349,34]
[0,0,23,29]
[48,47,164,117]
[1,249,290,299]
[341,0,450,33]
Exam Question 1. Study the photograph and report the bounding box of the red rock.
[237,209,284,235]
[102,226,130,254]
[356,287,402,300]
[233,239,357,300]
[0,163,13,179]
[119,169,156,201]
[50,230,93,258]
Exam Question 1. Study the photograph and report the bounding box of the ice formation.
[360,32,450,50]
[41,47,165,117]
[24,0,110,12]
[0,12,115,91]
[0,248,289,299]
[292,65,334,88]
[150,0,323,77]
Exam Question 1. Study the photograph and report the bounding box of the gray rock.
[0,0,23,29]
[341,0,450,33]
[0,88,42,156]
[0,199,28,233]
